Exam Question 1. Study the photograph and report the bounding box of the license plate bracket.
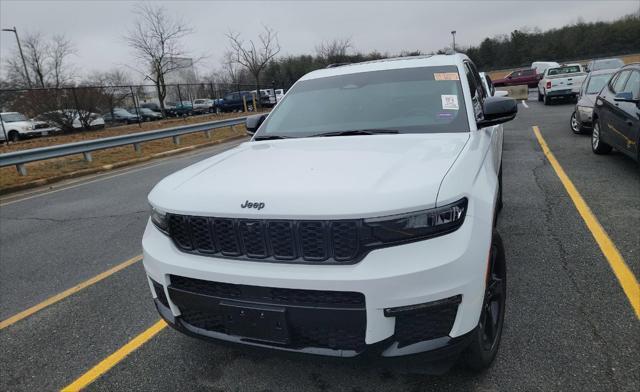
[220,300,289,344]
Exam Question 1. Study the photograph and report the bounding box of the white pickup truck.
[0,112,59,142]
[537,64,587,105]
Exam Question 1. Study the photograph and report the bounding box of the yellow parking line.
[532,126,640,319]
[0,255,142,330]
[61,319,167,391]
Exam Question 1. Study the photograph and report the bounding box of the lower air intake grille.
[170,275,364,307]
[393,300,460,348]
[151,279,169,309]
[169,275,366,352]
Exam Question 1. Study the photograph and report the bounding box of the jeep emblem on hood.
[241,200,265,210]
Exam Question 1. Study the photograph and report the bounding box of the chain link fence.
[0,82,285,141]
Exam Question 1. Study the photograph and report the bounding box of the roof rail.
[325,63,351,68]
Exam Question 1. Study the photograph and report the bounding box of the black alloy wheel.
[462,230,506,371]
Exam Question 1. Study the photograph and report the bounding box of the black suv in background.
[103,108,140,124]
[219,91,257,112]
[592,63,640,162]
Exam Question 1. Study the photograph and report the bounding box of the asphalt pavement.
[0,97,638,392]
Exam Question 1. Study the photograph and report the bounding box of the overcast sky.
[1,0,638,81]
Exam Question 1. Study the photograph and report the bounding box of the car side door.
[597,70,631,150]
[506,70,522,86]
[613,70,640,158]
[520,69,535,86]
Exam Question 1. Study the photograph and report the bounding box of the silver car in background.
[571,69,617,134]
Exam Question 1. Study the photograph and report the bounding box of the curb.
[0,135,247,196]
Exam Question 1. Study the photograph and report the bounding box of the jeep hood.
[149,134,469,219]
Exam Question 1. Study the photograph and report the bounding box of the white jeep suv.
[143,54,517,370]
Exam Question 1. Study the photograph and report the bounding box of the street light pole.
[451,30,457,52]
[2,26,32,88]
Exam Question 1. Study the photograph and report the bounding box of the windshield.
[548,65,581,75]
[592,59,624,71]
[585,73,613,94]
[1,113,28,122]
[259,65,469,137]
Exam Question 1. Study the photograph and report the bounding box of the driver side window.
[611,71,630,93]
[464,62,485,121]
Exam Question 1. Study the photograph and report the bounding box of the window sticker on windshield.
[434,72,460,81]
[441,95,459,110]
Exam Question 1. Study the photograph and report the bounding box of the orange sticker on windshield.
[434,72,460,81]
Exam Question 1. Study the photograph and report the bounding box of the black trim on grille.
[167,215,365,264]
[164,199,467,265]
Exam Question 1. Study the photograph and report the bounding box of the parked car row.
[575,63,639,163]
[491,58,627,107]
[554,58,638,164]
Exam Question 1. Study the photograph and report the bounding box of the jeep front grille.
[167,215,362,263]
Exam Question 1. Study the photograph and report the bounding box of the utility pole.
[2,26,32,88]
[451,30,457,52]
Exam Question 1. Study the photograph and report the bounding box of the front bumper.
[142,212,490,358]
[576,106,594,129]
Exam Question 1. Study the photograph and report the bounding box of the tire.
[8,131,20,142]
[461,230,506,371]
[497,165,503,213]
[591,119,612,154]
[570,111,583,134]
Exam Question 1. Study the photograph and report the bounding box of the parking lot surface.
[1,96,638,391]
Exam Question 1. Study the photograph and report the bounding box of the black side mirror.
[245,114,267,135]
[477,96,518,128]
[614,91,639,103]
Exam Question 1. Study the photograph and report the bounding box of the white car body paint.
[143,54,507,352]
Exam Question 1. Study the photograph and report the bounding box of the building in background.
[164,57,198,103]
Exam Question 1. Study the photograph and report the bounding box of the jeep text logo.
[240,200,265,210]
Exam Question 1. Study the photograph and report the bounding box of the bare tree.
[21,32,48,88]
[315,38,352,64]
[49,34,76,88]
[226,26,280,108]
[4,31,76,89]
[125,3,197,117]
[221,52,239,85]
[78,69,131,128]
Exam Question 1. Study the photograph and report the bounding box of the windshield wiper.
[253,135,291,141]
[309,129,400,137]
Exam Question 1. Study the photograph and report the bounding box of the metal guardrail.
[0,116,247,176]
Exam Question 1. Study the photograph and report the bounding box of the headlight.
[364,198,468,244]
[578,106,593,116]
[150,207,169,235]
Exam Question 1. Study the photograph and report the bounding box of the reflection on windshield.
[259,65,470,137]
[593,60,624,71]
[548,66,581,75]
[1,113,28,122]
